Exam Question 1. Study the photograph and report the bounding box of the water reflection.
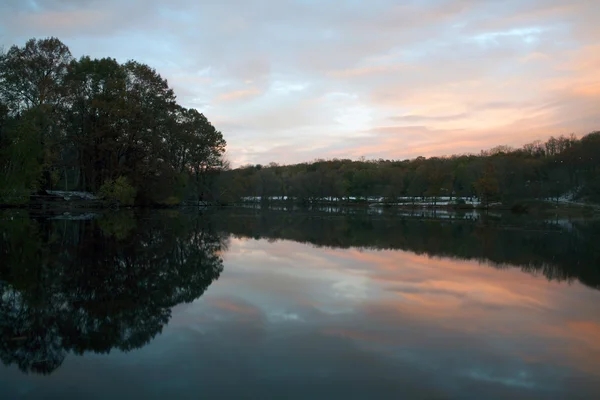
[0,211,226,375]
[1,209,599,399]
[212,208,600,290]
[207,237,600,398]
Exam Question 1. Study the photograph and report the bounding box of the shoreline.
[1,197,598,218]
[231,199,600,215]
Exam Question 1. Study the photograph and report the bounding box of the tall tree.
[0,37,73,190]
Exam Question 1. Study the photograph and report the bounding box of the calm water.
[1,209,599,399]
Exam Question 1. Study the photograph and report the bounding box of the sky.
[1,0,598,167]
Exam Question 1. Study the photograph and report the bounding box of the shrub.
[99,177,137,206]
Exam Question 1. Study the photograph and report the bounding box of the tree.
[474,163,500,208]
[170,107,227,203]
[215,129,600,209]
[62,56,128,192]
[0,37,73,190]
[0,37,228,206]
[0,37,72,112]
[0,109,43,203]
[407,165,428,202]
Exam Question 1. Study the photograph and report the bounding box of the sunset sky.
[1,0,598,166]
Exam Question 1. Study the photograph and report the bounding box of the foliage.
[99,176,137,206]
[217,132,600,207]
[0,117,43,203]
[0,37,227,205]
[474,163,500,207]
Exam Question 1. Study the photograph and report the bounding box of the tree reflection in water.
[2,207,599,376]
[210,208,600,291]
[0,211,226,375]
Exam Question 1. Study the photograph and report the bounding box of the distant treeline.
[0,37,226,206]
[216,132,600,207]
[210,208,600,291]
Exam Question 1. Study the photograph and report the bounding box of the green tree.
[170,107,226,204]
[0,38,73,190]
[0,109,43,203]
[99,176,137,206]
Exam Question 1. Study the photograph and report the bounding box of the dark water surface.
[1,209,599,399]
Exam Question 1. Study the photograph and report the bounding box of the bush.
[99,177,137,206]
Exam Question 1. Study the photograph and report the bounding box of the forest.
[0,37,226,206]
[217,132,600,208]
[1,37,599,209]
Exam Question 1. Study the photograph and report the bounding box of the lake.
[1,208,599,399]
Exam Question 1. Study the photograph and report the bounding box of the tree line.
[216,132,600,207]
[0,37,226,206]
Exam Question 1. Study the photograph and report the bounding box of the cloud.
[326,65,408,79]
[1,0,598,166]
[390,113,471,123]
[217,87,262,102]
